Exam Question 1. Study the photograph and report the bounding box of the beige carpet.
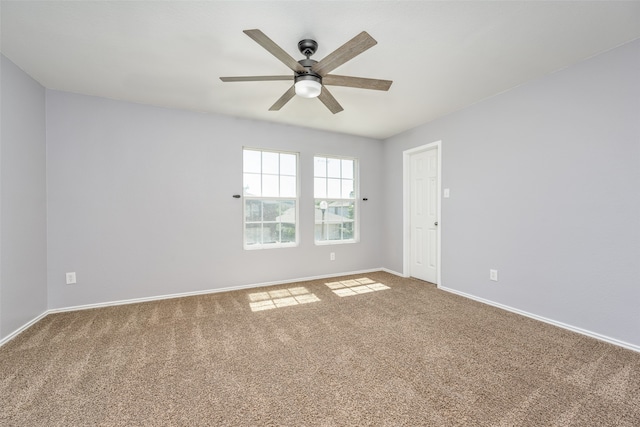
[1,272,639,426]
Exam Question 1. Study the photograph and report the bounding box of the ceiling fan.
[220,29,393,114]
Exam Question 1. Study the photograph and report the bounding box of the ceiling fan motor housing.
[296,57,321,84]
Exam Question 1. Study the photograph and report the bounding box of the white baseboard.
[1,268,386,347]
[380,268,407,277]
[4,269,637,354]
[47,268,385,314]
[0,310,50,347]
[439,286,640,353]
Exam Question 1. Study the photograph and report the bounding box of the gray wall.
[46,91,383,309]
[3,38,639,349]
[382,39,640,347]
[0,55,47,339]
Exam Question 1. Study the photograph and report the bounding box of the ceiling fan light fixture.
[294,75,322,98]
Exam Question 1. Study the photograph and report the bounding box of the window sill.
[314,239,358,246]
[244,243,299,250]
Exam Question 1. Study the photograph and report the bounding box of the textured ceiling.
[2,1,639,139]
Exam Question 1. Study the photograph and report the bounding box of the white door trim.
[403,141,442,285]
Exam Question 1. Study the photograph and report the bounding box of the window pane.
[262,151,279,174]
[327,223,342,240]
[245,223,262,245]
[327,158,341,178]
[314,177,327,198]
[280,175,296,198]
[314,157,327,177]
[280,201,296,222]
[243,150,261,173]
[245,200,262,221]
[280,153,296,176]
[342,159,353,179]
[344,201,355,220]
[262,223,278,243]
[327,178,341,198]
[263,200,280,221]
[315,224,326,241]
[315,201,326,223]
[243,173,261,196]
[343,221,354,240]
[280,223,296,243]
[262,175,279,197]
[341,179,354,199]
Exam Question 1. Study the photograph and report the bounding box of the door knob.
[434,221,438,226]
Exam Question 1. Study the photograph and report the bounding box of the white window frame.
[313,155,359,245]
[243,148,299,250]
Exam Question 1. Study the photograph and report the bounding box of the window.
[243,148,298,249]
[314,156,357,244]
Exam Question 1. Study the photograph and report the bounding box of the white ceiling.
[2,1,639,140]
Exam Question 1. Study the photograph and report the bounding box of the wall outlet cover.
[66,272,77,285]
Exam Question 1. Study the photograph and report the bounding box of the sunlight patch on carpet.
[325,277,390,297]
[248,287,320,312]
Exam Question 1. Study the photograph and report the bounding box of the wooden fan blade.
[317,87,344,114]
[312,31,377,77]
[220,75,292,82]
[323,75,392,91]
[269,86,296,111]
[243,29,305,73]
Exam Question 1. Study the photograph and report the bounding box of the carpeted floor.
[1,272,639,426]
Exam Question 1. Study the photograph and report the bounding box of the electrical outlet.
[66,272,77,285]
[489,269,498,282]
[330,252,335,261]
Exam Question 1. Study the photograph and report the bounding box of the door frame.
[403,141,442,286]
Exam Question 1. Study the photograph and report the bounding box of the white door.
[409,148,438,283]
